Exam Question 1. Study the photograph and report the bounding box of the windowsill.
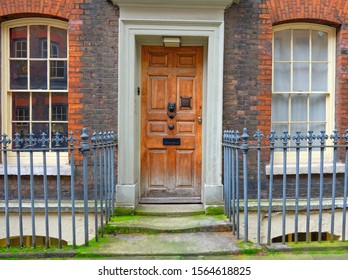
[0,164,71,176]
[265,162,345,175]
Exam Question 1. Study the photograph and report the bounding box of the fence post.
[235,131,241,239]
[293,130,303,243]
[330,129,340,242]
[343,129,348,242]
[91,132,99,242]
[280,130,290,244]
[241,128,250,242]
[80,128,91,246]
[317,130,328,242]
[306,130,315,243]
[14,133,24,247]
[223,131,228,216]
[26,133,37,248]
[1,134,11,248]
[68,132,77,248]
[53,132,64,249]
[111,131,116,216]
[254,129,264,244]
[267,130,277,245]
[38,132,50,249]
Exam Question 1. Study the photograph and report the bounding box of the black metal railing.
[0,128,116,248]
[223,128,348,244]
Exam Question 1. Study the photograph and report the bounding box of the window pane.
[274,63,290,92]
[293,63,309,91]
[309,123,326,149]
[52,123,68,148]
[293,30,310,61]
[52,93,68,121]
[32,123,49,141]
[312,63,328,91]
[291,94,307,122]
[30,25,47,58]
[290,123,307,148]
[10,60,28,89]
[272,123,289,147]
[30,61,47,89]
[312,30,328,61]
[50,27,67,58]
[274,30,291,61]
[50,61,67,89]
[272,94,289,122]
[10,26,27,58]
[12,92,30,121]
[309,94,326,122]
[32,93,49,121]
[12,123,29,144]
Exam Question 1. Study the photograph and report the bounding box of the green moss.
[205,206,224,215]
[114,207,135,216]
[288,240,348,249]
[110,215,140,222]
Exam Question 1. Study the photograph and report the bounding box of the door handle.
[198,116,202,124]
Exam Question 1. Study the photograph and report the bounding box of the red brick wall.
[258,0,348,135]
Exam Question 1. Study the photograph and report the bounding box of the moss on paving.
[287,240,348,249]
[205,206,225,215]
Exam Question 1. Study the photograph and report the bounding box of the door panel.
[141,46,203,203]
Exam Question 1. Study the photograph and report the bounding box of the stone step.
[105,214,232,234]
[134,204,206,216]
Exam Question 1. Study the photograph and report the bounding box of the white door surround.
[113,1,234,210]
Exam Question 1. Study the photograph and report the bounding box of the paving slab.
[81,232,242,257]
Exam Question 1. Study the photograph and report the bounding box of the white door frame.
[115,6,227,210]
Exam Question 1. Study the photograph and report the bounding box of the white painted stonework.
[113,1,235,210]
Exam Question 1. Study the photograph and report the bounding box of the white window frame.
[1,18,69,166]
[272,23,336,165]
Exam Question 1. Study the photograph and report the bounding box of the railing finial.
[254,129,264,145]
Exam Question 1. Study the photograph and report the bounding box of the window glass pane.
[50,61,67,89]
[52,123,68,148]
[312,30,328,61]
[12,123,29,145]
[291,94,307,122]
[309,94,326,122]
[10,26,27,58]
[52,93,68,121]
[32,123,49,143]
[309,123,326,149]
[32,93,49,121]
[12,92,30,121]
[274,30,291,61]
[10,60,28,89]
[312,63,328,91]
[274,63,290,92]
[30,61,47,89]
[293,63,309,91]
[30,25,47,58]
[290,123,307,148]
[50,27,67,58]
[293,30,310,61]
[272,94,289,122]
[272,123,289,147]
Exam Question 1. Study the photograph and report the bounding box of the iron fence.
[0,128,116,248]
[223,128,348,245]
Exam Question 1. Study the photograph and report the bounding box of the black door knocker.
[167,102,177,119]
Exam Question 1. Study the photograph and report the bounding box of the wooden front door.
[140,46,203,203]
